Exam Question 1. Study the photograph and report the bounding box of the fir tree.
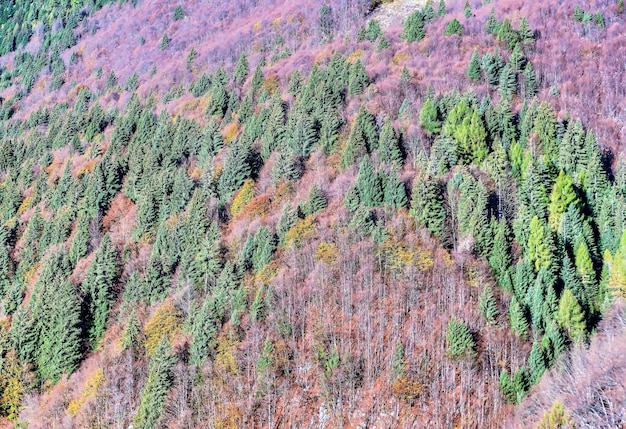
[378,119,402,166]
[528,341,546,384]
[509,297,529,338]
[467,49,482,82]
[348,60,369,96]
[419,98,442,136]
[402,10,426,42]
[446,318,475,359]
[133,338,177,429]
[556,289,586,341]
[355,157,383,207]
[383,168,408,209]
[479,285,498,323]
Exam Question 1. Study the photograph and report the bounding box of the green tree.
[524,62,537,98]
[536,401,576,429]
[348,59,369,96]
[548,171,579,231]
[556,289,586,341]
[383,168,408,209]
[355,157,383,207]
[173,5,185,20]
[133,338,177,429]
[485,8,500,34]
[82,234,118,348]
[304,185,328,216]
[402,10,426,42]
[410,176,446,238]
[189,296,218,365]
[233,52,249,85]
[391,340,406,378]
[437,0,447,16]
[528,342,546,384]
[479,285,498,323]
[445,19,463,36]
[509,296,529,338]
[528,216,554,272]
[419,98,441,136]
[463,0,472,18]
[446,318,475,359]
[160,33,170,50]
[378,119,402,166]
[467,49,481,81]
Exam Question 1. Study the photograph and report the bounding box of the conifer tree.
[133,338,177,429]
[233,52,249,85]
[509,297,529,338]
[523,62,537,98]
[528,341,546,384]
[190,296,218,365]
[348,60,369,96]
[556,289,586,341]
[355,157,383,207]
[402,10,426,42]
[410,176,446,238]
[467,49,481,82]
[383,168,408,209]
[304,185,328,216]
[378,119,402,166]
[479,285,498,323]
[82,234,118,348]
[437,0,446,16]
[463,0,472,18]
[419,98,442,136]
[391,340,406,378]
[446,318,475,359]
[485,8,500,34]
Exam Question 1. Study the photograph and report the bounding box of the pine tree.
[133,338,177,429]
[348,60,369,96]
[437,0,446,16]
[528,341,546,384]
[445,19,463,36]
[410,176,446,238]
[509,297,529,338]
[233,52,249,85]
[391,340,406,378]
[120,311,142,353]
[383,168,408,209]
[419,98,441,136]
[479,285,498,323]
[489,221,511,284]
[485,8,500,34]
[355,157,383,207]
[519,17,534,44]
[467,49,481,82]
[498,63,517,101]
[37,280,82,383]
[189,296,218,365]
[523,62,537,98]
[402,10,426,42]
[304,185,328,215]
[446,318,475,359]
[378,119,402,166]
[556,289,586,341]
[499,370,515,403]
[528,216,554,272]
[82,234,118,348]
[464,0,472,18]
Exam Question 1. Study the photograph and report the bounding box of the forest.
[0,0,622,427]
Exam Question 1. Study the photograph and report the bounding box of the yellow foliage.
[285,216,316,248]
[17,196,33,215]
[315,242,340,265]
[253,21,262,31]
[0,350,24,420]
[246,195,271,219]
[414,248,434,272]
[230,179,255,217]
[261,76,279,95]
[605,232,626,297]
[535,401,576,429]
[348,50,363,63]
[144,300,183,356]
[223,121,240,144]
[66,368,105,416]
[214,403,242,429]
[392,52,410,65]
[189,166,203,182]
[391,377,424,403]
[215,329,239,375]
[272,17,282,27]
[256,261,278,285]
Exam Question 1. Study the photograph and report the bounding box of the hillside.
[0,0,621,428]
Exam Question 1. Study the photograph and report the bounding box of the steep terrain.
[0,0,621,428]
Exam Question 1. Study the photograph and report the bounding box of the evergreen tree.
[467,49,482,82]
[463,0,472,18]
[437,0,447,16]
[378,119,402,166]
[528,216,554,272]
[120,311,142,353]
[133,338,177,429]
[403,10,426,42]
[446,318,475,359]
[342,106,378,168]
[523,62,537,98]
[519,17,534,44]
[391,340,406,378]
[383,168,408,209]
[233,52,249,85]
[509,297,529,338]
[489,221,511,284]
[218,141,252,202]
[498,63,517,101]
[548,171,579,231]
[37,280,82,383]
[355,157,383,207]
[82,234,118,348]
[528,341,546,384]
[304,185,328,216]
[348,60,369,96]
[479,285,498,323]
[419,98,442,136]
[410,176,446,238]
[189,296,218,365]
[485,8,500,34]
[556,288,586,341]
[445,19,463,36]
